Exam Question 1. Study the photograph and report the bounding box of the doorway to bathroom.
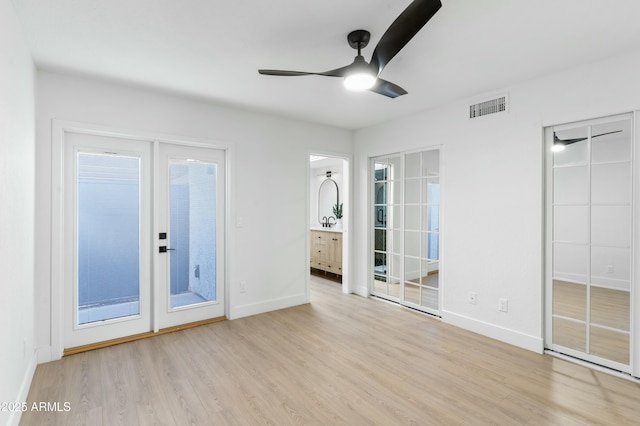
[309,154,350,293]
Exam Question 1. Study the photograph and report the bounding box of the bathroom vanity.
[310,229,342,279]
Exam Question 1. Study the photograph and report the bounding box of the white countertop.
[310,226,344,233]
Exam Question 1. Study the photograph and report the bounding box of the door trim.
[51,120,232,360]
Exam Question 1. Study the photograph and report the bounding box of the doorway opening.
[309,153,350,294]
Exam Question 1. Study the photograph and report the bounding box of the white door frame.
[308,151,352,295]
[51,120,231,359]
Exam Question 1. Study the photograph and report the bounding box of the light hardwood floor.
[22,277,640,425]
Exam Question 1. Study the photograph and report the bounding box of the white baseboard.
[352,285,368,297]
[229,293,308,319]
[442,310,544,353]
[7,350,37,426]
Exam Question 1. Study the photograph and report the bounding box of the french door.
[63,131,225,349]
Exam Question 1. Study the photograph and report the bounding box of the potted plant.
[333,203,343,228]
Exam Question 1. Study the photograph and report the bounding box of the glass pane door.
[157,143,225,329]
[549,115,632,371]
[64,133,151,349]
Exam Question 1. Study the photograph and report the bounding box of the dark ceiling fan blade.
[259,64,351,78]
[370,0,442,75]
[554,130,622,146]
[369,78,407,98]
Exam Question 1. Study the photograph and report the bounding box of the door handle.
[159,246,176,253]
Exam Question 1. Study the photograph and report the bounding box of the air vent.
[469,95,507,119]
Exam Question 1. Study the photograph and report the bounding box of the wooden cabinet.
[310,230,342,277]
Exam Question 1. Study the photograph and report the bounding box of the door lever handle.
[159,246,176,253]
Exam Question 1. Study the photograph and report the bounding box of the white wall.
[0,1,36,424]
[353,49,640,353]
[35,71,352,361]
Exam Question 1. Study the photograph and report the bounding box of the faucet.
[321,216,336,227]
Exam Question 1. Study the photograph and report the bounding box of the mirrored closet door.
[371,148,441,316]
[546,114,633,372]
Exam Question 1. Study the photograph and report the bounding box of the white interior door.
[64,133,152,349]
[155,143,226,329]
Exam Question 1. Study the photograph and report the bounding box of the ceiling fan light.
[344,73,376,91]
[551,142,566,152]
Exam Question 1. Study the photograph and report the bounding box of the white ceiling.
[13,0,640,130]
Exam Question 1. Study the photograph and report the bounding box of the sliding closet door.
[547,114,633,372]
[371,148,441,315]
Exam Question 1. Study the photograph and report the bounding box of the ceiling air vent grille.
[469,95,507,119]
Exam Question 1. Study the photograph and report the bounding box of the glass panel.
[404,231,420,257]
[389,229,402,254]
[553,127,588,167]
[423,269,439,289]
[423,232,439,261]
[374,162,388,181]
[590,286,630,331]
[387,156,402,180]
[169,161,217,308]
[590,206,631,247]
[374,205,387,227]
[553,166,589,204]
[405,205,420,230]
[405,152,421,178]
[553,243,588,283]
[77,153,140,324]
[389,254,401,281]
[553,205,588,244]
[404,283,419,305]
[390,181,403,205]
[422,150,440,176]
[388,205,403,230]
[553,280,586,321]
[421,287,438,310]
[553,317,586,352]
[374,229,387,251]
[591,120,631,163]
[374,253,387,277]
[591,163,631,204]
[423,180,440,208]
[405,179,420,204]
[404,256,420,283]
[590,326,629,365]
[590,247,631,285]
[374,182,387,204]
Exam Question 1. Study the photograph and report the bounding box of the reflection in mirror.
[550,116,631,369]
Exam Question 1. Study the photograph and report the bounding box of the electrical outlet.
[240,281,247,293]
[607,265,614,274]
[499,298,508,312]
[468,292,477,305]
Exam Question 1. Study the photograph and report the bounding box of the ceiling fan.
[552,130,622,152]
[258,0,442,98]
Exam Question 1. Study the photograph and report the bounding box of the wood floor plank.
[21,276,640,425]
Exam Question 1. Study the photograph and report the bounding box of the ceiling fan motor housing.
[348,30,371,50]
